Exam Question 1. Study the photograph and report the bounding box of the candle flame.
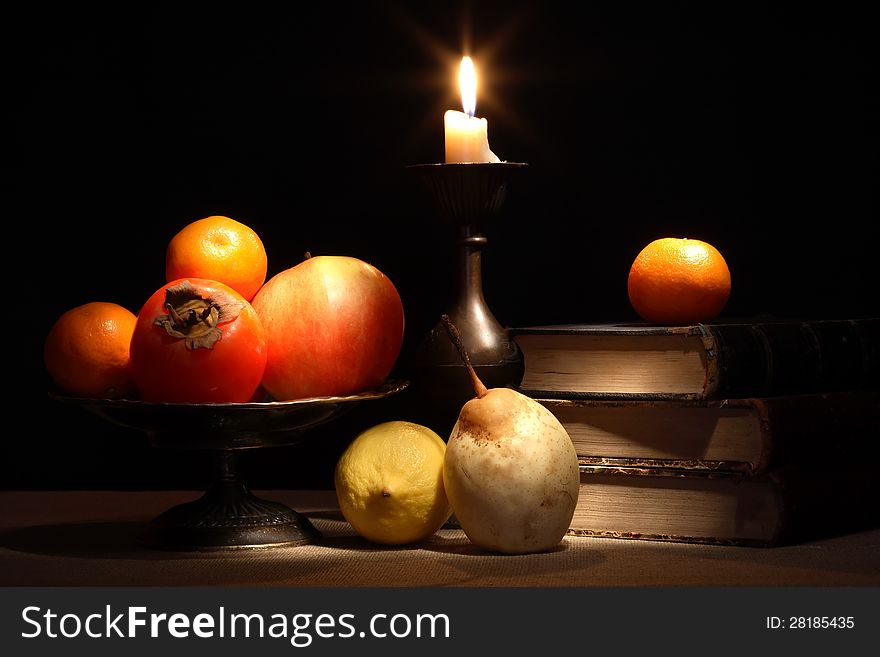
[459,56,477,117]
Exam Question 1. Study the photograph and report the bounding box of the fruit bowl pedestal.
[407,162,528,431]
[51,380,408,551]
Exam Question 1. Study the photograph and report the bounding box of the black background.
[9,2,877,491]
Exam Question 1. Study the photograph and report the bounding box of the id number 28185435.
[766,616,855,630]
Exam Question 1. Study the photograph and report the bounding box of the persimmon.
[130,278,267,403]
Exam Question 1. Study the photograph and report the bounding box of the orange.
[43,302,138,399]
[627,237,731,325]
[165,215,268,301]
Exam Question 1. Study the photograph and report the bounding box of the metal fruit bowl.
[49,379,409,551]
[51,379,409,450]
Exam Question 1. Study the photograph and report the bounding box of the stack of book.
[509,318,880,546]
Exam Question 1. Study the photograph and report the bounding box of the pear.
[440,316,580,554]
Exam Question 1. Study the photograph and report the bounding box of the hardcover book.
[510,318,880,400]
[570,464,879,546]
[536,390,879,474]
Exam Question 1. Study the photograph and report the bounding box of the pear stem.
[440,314,489,399]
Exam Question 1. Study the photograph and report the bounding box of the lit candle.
[444,56,501,163]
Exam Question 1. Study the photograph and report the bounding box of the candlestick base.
[407,162,527,435]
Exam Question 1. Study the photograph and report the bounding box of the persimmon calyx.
[153,280,244,350]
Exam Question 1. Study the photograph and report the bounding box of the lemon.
[335,421,452,545]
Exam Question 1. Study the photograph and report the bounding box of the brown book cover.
[536,390,880,474]
[510,317,880,400]
[570,464,879,547]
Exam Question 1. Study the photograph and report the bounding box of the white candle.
[444,56,501,163]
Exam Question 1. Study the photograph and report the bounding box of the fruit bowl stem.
[140,450,322,551]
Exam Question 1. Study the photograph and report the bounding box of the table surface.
[1,490,878,587]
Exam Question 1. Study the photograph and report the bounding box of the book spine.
[708,319,880,399]
[769,465,880,545]
[754,391,880,472]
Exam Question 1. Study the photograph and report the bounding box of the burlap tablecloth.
[1,491,877,587]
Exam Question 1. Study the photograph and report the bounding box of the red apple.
[251,255,405,400]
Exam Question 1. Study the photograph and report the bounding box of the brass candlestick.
[407,162,527,434]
